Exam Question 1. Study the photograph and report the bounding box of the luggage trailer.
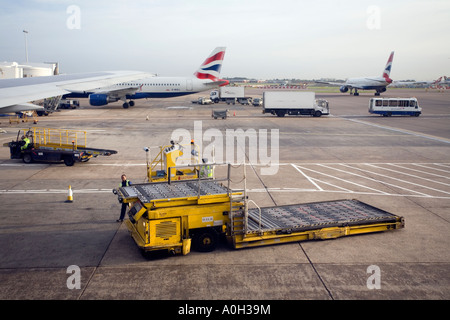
[4,127,117,166]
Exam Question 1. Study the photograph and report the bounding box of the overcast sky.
[1,0,449,80]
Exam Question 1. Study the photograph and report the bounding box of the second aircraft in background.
[66,47,229,108]
[317,51,395,96]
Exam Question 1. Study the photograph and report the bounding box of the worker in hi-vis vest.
[21,135,30,150]
[117,174,132,222]
[200,158,213,178]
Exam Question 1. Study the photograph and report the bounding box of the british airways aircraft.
[317,51,395,96]
[67,47,229,108]
[0,70,149,113]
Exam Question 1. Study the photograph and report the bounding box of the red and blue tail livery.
[382,51,395,83]
[194,47,226,82]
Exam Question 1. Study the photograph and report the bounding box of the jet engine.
[89,94,118,106]
[340,86,349,93]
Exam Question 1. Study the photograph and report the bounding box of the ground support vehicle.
[58,99,80,109]
[369,97,422,117]
[210,87,252,105]
[212,109,228,119]
[192,96,213,105]
[252,98,263,107]
[36,95,63,116]
[4,127,117,166]
[114,164,404,256]
[9,111,39,124]
[262,91,329,117]
[144,141,206,183]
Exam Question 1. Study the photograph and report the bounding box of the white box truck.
[262,91,329,117]
[210,86,252,105]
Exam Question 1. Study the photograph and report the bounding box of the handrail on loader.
[144,141,204,183]
[32,127,87,149]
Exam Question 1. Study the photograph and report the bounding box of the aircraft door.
[186,79,193,91]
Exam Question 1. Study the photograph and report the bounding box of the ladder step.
[230,194,245,200]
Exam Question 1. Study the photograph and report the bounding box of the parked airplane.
[67,47,229,108]
[0,71,150,114]
[392,76,442,88]
[317,51,394,96]
[436,76,450,89]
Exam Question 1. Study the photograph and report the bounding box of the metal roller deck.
[246,199,402,233]
[118,180,233,206]
[232,199,404,249]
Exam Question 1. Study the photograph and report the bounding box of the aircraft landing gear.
[121,99,134,109]
[353,89,359,96]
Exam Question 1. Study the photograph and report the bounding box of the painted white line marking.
[366,164,450,187]
[326,164,432,197]
[295,164,389,195]
[388,163,450,180]
[291,163,323,191]
[413,163,450,174]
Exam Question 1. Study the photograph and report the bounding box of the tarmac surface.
[0,87,449,301]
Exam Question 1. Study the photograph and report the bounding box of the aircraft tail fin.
[194,47,226,82]
[382,51,394,83]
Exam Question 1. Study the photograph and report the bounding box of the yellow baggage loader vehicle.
[114,164,404,256]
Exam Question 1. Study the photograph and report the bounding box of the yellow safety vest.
[119,180,131,187]
[21,137,30,150]
[200,165,212,178]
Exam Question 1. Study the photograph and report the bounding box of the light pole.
[23,30,28,62]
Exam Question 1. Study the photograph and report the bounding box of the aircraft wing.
[209,79,229,86]
[391,80,429,85]
[91,85,142,97]
[315,81,346,86]
[0,70,150,113]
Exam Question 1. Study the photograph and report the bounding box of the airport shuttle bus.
[369,97,422,117]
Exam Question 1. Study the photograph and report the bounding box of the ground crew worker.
[190,139,200,166]
[21,135,30,150]
[117,174,132,222]
[199,158,213,178]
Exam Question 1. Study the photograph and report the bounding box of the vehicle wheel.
[313,110,322,117]
[122,102,129,109]
[276,111,285,117]
[415,112,420,117]
[193,229,218,252]
[129,101,135,107]
[64,156,75,166]
[23,153,33,164]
